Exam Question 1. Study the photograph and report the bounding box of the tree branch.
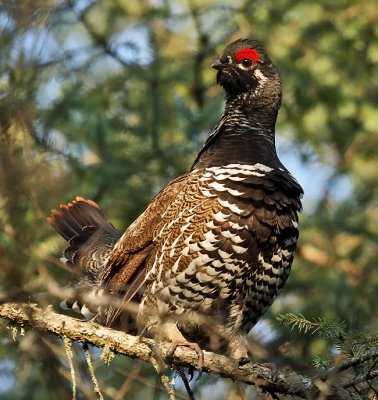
[0,302,369,399]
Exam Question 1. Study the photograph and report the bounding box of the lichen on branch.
[0,302,375,400]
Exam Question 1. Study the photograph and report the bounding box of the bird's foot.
[166,339,204,380]
[161,322,204,380]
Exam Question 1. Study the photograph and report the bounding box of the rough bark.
[0,302,372,399]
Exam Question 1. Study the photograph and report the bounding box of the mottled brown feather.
[101,175,190,304]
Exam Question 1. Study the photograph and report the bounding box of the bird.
[48,38,303,367]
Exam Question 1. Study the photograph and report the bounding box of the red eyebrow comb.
[235,49,259,63]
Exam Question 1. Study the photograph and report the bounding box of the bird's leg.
[228,335,250,366]
[137,319,158,341]
[160,322,204,379]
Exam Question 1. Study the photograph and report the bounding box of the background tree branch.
[0,302,371,400]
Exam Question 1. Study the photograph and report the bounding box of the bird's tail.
[48,197,120,318]
[47,196,116,242]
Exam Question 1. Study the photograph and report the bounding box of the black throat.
[192,91,281,170]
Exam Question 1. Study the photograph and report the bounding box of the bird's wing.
[102,173,190,325]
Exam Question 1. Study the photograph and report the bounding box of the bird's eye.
[241,58,253,67]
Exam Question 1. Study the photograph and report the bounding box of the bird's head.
[211,39,281,109]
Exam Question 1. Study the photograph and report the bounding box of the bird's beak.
[210,59,225,70]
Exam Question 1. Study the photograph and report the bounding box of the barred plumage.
[48,38,303,364]
[136,163,302,337]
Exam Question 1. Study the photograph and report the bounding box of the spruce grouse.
[48,38,303,364]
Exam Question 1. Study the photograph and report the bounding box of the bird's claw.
[166,340,204,380]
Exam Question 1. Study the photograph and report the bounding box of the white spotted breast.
[141,163,302,328]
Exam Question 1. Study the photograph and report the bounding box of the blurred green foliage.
[0,0,377,398]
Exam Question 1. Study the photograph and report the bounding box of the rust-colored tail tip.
[75,196,100,209]
[47,195,115,242]
[50,197,100,215]
[48,197,100,224]
[47,209,65,226]
[51,209,63,217]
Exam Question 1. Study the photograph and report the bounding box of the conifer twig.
[276,313,320,333]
